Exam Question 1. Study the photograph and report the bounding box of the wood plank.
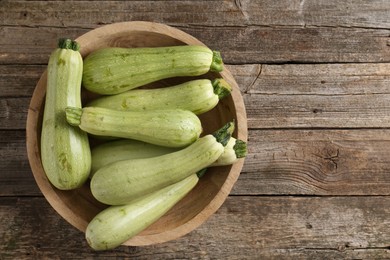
[237,63,390,128]
[240,63,390,95]
[6,129,390,197]
[3,63,390,130]
[0,26,89,65]
[0,131,41,196]
[1,196,389,259]
[1,0,389,65]
[0,98,28,129]
[1,25,389,65]
[2,0,389,29]
[233,129,390,195]
[0,65,45,97]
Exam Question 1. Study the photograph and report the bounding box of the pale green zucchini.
[90,122,234,205]
[82,45,224,95]
[90,139,179,176]
[65,106,202,148]
[89,137,247,177]
[40,38,91,190]
[212,137,247,166]
[86,174,199,251]
[86,78,232,115]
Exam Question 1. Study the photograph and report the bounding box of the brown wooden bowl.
[26,21,247,246]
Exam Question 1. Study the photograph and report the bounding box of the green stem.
[58,38,73,49]
[212,121,235,146]
[196,168,208,178]
[210,51,224,72]
[65,106,82,126]
[71,40,80,52]
[212,78,232,99]
[58,38,80,51]
[233,139,247,158]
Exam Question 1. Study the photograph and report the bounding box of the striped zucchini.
[90,139,178,176]
[212,137,247,166]
[65,106,202,148]
[40,38,91,190]
[86,78,232,115]
[89,137,247,177]
[86,174,199,251]
[82,45,224,95]
[90,122,234,205]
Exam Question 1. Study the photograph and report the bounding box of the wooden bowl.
[26,21,247,246]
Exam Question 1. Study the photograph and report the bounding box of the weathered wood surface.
[2,25,389,65]
[2,64,390,130]
[1,196,390,259]
[2,0,390,258]
[3,0,390,29]
[6,128,390,197]
[1,0,390,64]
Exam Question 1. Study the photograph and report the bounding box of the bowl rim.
[26,21,248,246]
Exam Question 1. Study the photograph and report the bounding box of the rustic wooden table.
[1,1,390,259]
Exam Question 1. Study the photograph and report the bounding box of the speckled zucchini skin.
[82,45,224,95]
[90,135,224,205]
[86,78,232,115]
[86,174,199,251]
[65,106,202,148]
[41,39,91,190]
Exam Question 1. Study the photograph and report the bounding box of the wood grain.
[2,0,389,65]
[2,0,389,29]
[1,196,390,259]
[5,128,390,197]
[2,63,390,130]
[0,65,45,97]
[1,26,389,65]
[2,0,390,257]
[239,63,390,128]
[0,98,28,129]
[0,131,41,196]
[1,1,389,65]
[234,129,390,195]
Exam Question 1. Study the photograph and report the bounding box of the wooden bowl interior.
[26,22,247,246]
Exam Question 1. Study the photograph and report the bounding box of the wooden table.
[1,1,390,259]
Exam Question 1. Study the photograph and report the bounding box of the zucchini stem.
[233,139,247,158]
[58,38,80,51]
[196,168,208,178]
[212,78,232,99]
[210,51,224,72]
[212,121,235,146]
[65,106,82,126]
[58,38,72,49]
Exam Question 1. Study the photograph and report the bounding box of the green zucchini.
[212,137,247,166]
[82,45,224,95]
[89,137,247,177]
[40,38,91,190]
[65,106,202,148]
[86,78,232,115]
[90,122,234,205]
[86,174,199,251]
[90,139,178,176]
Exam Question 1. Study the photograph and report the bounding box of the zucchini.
[40,38,91,190]
[65,106,202,148]
[212,138,247,166]
[89,137,247,177]
[90,139,178,176]
[90,122,234,205]
[86,174,199,251]
[82,45,224,95]
[86,78,232,115]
